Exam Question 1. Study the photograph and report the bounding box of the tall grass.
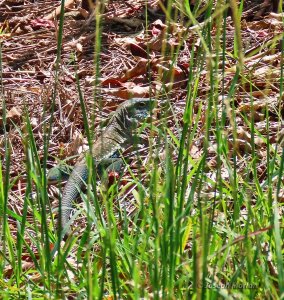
[0,0,283,299]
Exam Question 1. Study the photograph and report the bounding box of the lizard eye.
[137,102,147,108]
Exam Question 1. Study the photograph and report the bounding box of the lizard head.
[116,98,156,127]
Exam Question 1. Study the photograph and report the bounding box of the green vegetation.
[0,0,283,299]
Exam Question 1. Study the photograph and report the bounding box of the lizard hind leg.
[98,157,124,188]
[98,157,124,176]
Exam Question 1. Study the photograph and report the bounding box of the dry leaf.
[102,85,150,99]
[228,138,252,154]
[30,18,55,30]
[121,59,148,81]
[128,43,148,58]
[0,107,22,126]
[76,43,83,53]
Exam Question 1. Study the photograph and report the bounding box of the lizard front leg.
[47,164,73,184]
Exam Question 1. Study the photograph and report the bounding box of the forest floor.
[0,0,283,298]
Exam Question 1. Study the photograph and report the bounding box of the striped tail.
[59,163,89,233]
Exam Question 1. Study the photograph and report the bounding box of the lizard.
[48,98,156,234]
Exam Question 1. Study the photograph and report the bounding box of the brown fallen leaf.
[155,78,188,91]
[76,42,83,53]
[128,43,148,58]
[0,33,12,41]
[68,132,83,156]
[44,0,76,20]
[30,18,55,30]
[101,78,124,87]
[121,58,148,81]
[158,63,188,84]
[102,85,151,99]
[147,19,180,52]
[78,7,90,19]
[121,58,182,82]
[0,106,22,126]
[228,138,252,154]
[190,144,203,159]
[7,106,22,120]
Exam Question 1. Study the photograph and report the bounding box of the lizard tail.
[59,163,88,232]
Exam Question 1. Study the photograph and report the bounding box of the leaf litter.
[0,0,283,287]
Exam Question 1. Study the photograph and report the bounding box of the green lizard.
[48,98,155,233]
